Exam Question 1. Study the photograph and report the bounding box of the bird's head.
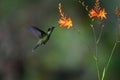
[48,26,55,32]
[47,26,55,35]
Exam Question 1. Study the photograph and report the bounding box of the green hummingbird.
[29,26,55,51]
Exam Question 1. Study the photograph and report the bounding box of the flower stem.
[106,41,117,71]
[95,58,100,80]
[101,41,118,80]
[91,25,100,80]
[97,26,104,44]
[101,67,106,80]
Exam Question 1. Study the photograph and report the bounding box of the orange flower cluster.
[89,0,107,20]
[58,3,73,29]
[89,8,107,19]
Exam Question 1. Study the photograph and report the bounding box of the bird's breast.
[42,36,48,44]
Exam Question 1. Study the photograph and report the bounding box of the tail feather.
[32,44,41,52]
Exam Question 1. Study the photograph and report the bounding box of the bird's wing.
[29,26,47,38]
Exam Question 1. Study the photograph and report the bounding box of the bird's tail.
[32,43,41,52]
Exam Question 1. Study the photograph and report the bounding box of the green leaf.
[93,56,97,61]
[102,67,106,80]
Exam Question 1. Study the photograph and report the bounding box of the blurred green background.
[0,0,120,80]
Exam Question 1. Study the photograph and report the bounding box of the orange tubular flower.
[89,9,99,18]
[58,3,73,29]
[98,9,107,19]
[58,17,72,29]
[89,0,107,20]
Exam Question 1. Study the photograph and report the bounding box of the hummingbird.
[29,26,55,51]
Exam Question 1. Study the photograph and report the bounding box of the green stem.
[101,67,106,80]
[91,25,100,80]
[97,26,104,44]
[91,25,97,55]
[102,42,118,80]
[95,59,101,80]
[91,25,97,43]
[106,42,117,71]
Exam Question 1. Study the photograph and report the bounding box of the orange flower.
[89,0,107,20]
[98,9,107,19]
[58,17,72,29]
[89,9,99,18]
[58,3,73,29]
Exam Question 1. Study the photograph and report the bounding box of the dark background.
[0,0,120,80]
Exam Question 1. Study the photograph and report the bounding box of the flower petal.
[58,3,73,29]
[89,9,99,18]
